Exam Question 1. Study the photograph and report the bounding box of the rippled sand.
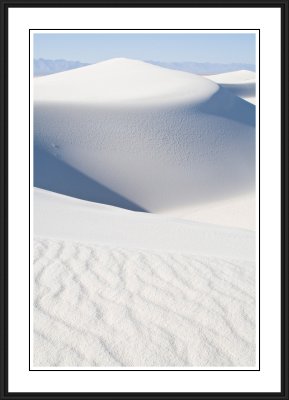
[34,238,255,367]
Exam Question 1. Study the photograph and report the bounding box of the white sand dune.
[34,58,255,223]
[34,189,255,367]
[206,70,256,104]
[34,58,219,105]
[34,188,255,261]
[162,192,256,231]
[33,59,256,367]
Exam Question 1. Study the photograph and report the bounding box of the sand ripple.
[34,238,255,367]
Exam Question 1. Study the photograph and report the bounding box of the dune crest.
[34,58,219,105]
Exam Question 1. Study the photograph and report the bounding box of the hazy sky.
[34,33,256,65]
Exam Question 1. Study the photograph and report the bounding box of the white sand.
[34,189,255,367]
[34,59,255,226]
[34,188,255,261]
[161,192,256,231]
[34,58,219,105]
[33,59,256,367]
[206,70,256,104]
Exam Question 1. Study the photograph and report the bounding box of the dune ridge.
[34,58,219,105]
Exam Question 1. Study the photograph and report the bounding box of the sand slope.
[34,189,255,367]
[34,188,255,261]
[162,192,256,231]
[34,59,255,217]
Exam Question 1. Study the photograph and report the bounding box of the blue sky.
[34,33,256,65]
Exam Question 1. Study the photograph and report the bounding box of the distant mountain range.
[34,58,255,77]
[34,59,89,76]
[148,61,256,75]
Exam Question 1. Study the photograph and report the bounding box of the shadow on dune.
[220,82,255,99]
[34,83,255,213]
[34,143,147,212]
[197,87,255,126]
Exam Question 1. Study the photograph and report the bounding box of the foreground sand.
[33,189,255,367]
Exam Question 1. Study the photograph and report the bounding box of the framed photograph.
[1,0,288,398]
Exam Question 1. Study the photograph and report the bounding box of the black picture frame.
[0,0,288,399]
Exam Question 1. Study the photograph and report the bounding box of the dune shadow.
[34,143,147,212]
[220,82,255,98]
[197,86,255,127]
